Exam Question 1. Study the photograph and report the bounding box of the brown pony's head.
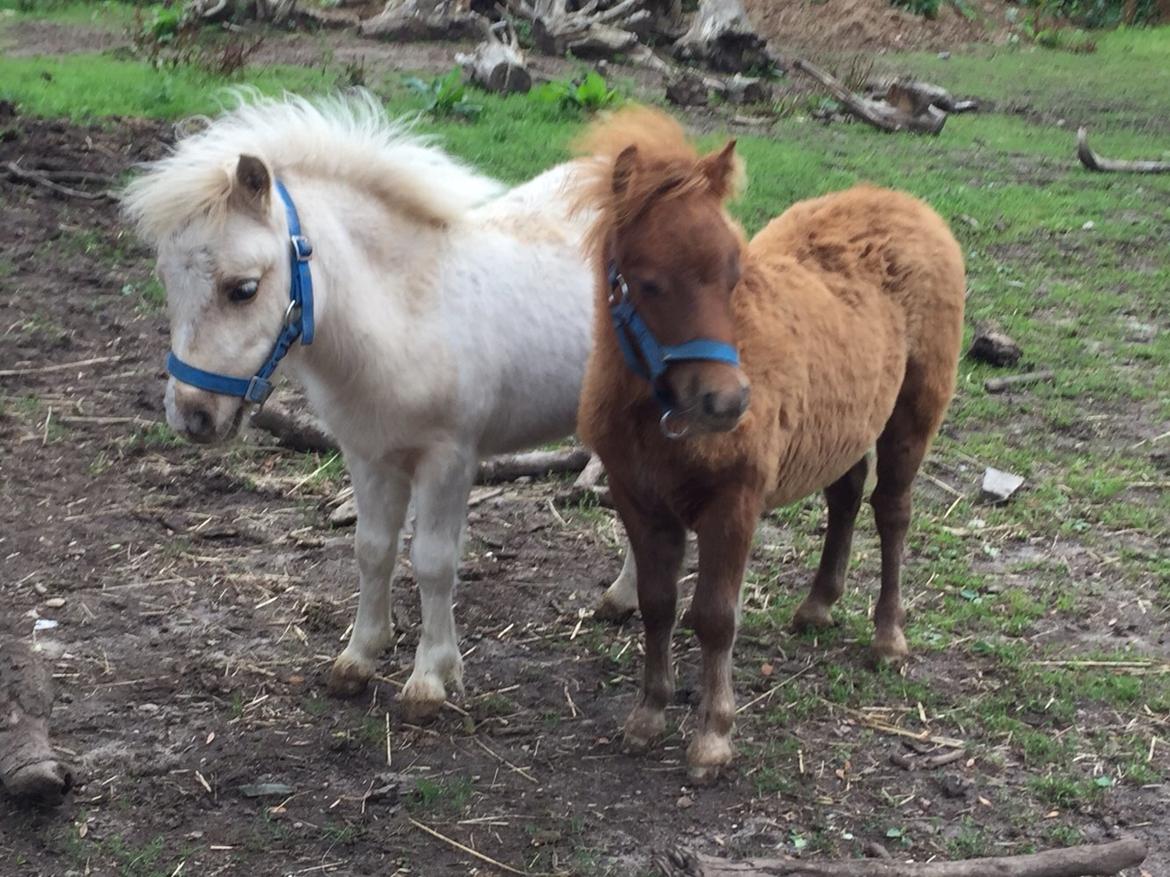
[576,107,749,434]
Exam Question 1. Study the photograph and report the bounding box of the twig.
[736,663,817,714]
[0,355,128,378]
[3,160,117,201]
[984,370,1055,394]
[407,816,528,875]
[472,737,539,785]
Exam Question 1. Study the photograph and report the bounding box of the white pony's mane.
[122,90,504,243]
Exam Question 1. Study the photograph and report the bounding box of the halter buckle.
[282,299,300,329]
[291,235,313,261]
[244,375,274,406]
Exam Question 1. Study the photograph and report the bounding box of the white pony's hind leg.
[400,445,475,721]
[329,460,411,697]
[595,538,639,621]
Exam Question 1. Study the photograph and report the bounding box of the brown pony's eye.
[229,279,259,303]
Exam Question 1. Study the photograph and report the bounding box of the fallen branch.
[654,837,1148,877]
[1077,128,1170,174]
[984,370,1055,394]
[509,0,647,57]
[477,446,591,483]
[3,161,116,202]
[250,399,336,454]
[792,59,945,135]
[1,637,73,805]
[360,0,485,41]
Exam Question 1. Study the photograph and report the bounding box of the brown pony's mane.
[572,106,745,259]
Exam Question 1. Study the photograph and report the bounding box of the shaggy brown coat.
[574,107,965,782]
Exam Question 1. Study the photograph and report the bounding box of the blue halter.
[606,261,740,420]
[165,180,315,407]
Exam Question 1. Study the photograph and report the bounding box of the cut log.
[1077,127,1170,174]
[456,20,532,94]
[1,637,73,805]
[672,0,775,74]
[360,0,485,41]
[654,837,1148,877]
[192,0,299,23]
[793,59,945,135]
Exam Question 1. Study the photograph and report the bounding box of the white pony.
[123,92,635,719]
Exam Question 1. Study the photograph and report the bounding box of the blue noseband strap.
[606,261,740,411]
[165,179,314,406]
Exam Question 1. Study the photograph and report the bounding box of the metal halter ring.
[282,299,300,328]
[608,273,629,306]
[660,409,690,440]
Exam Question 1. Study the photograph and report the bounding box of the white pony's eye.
[229,279,259,303]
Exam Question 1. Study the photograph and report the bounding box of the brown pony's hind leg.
[609,485,687,753]
[870,378,948,665]
[791,456,869,632]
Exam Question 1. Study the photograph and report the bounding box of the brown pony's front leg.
[609,482,686,752]
[687,489,759,783]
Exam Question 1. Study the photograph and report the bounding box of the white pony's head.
[122,90,502,444]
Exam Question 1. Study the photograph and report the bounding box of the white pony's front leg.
[595,537,639,621]
[329,459,411,697]
[400,445,475,721]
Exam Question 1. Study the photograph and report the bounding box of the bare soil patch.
[1,114,1167,876]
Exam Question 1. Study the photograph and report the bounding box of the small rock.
[968,327,1022,367]
[863,841,892,859]
[329,498,357,528]
[1082,220,1095,230]
[981,467,1024,503]
[33,619,58,632]
[43,597,66,609]
[676,795,695,810]
[938,773,968,799]
[1124,318,1157,343]
[238,782,294,798]
[937,50,951,59]
[33,583,48,596]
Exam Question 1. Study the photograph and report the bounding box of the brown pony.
[574,107,965,782]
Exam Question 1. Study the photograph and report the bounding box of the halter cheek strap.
[606,261,740,422]
[165,179,315,407]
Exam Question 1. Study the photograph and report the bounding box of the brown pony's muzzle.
[665,361,751,433]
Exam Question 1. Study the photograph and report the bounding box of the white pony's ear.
[230,154,272,217]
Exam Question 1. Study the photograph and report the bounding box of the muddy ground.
[0,79,1167,877]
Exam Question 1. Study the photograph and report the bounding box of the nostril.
[187,408,213,438]
[702,392,720,417]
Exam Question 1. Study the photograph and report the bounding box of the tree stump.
[672,0,775,73]
[456,20,532,94]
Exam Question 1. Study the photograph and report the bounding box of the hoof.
[790,599,836,633]
[400,675,447,723]
[686,734,733,785]
[593,596,635,624]
[871,628,910,668]
[328,654,375,698]
[623,706,665,753]
[3,759,74,805]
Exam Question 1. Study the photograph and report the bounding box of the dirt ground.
[1,90,1167,876]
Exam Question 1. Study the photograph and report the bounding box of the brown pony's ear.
[230,154,272,217]
[612,144,639,196]
[698,140,744,201]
